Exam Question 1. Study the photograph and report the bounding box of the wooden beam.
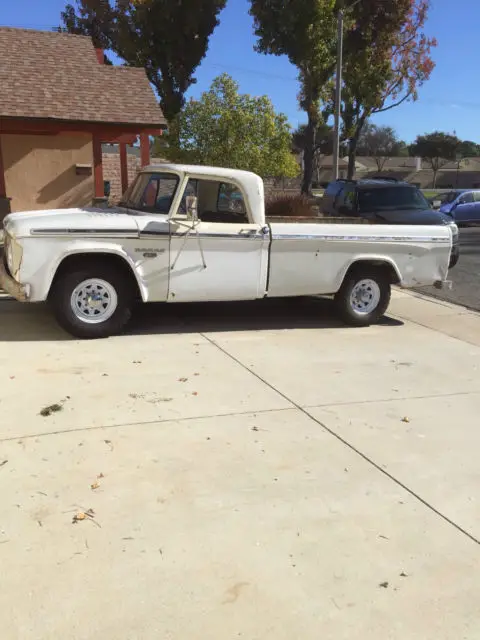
[140,133,150,167]
[92,135,104,198]
[119,142,129,194]
[0,118,165,138]
[110,134,138,145]
[0,136,6,197]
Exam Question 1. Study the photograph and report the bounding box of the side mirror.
[186,196,198,221]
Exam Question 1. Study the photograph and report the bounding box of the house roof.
[0,27,166,128]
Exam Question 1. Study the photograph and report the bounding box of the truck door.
[168,178,270,302]
[127,171,177,302]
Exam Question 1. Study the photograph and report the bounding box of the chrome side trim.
[271,234,449,243]
[172,232,264,240]
[31,228,138,238]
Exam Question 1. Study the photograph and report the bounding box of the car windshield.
[358,186,429,212]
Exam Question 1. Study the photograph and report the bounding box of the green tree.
[249,0,338,194]
[457,140,480,157]
[409,131,460,188]
[292,121,334,185]
[59,0,227,123]
[324,0,436,179]
[163,74,299,178]
[356,123,404,171]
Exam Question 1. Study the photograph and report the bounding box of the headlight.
[4,232,13,270]
[4,232,23,278]
[449,222,458,240]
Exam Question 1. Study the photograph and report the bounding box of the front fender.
[22,240,148,302]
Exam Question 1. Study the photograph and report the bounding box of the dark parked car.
[439,189,480,226]
[321,178,460,268]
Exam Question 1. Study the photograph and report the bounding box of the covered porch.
[0,118,162,218]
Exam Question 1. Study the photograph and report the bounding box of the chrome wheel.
[349,279,381,315]
[70,278,118,324]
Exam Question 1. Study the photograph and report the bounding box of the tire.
[334,267,391,327]
[449,251,459,269]
[49,264,134,339]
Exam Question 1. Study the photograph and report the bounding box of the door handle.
[239,228,256,234]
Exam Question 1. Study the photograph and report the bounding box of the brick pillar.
[119,142,129,194]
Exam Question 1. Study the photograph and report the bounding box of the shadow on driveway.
[0,296,403,342]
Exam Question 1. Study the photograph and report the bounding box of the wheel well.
[344,260,401,285]
[49,253,141,299]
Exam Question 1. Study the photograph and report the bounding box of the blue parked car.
[440,189,480,226]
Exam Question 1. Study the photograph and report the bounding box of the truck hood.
[375,209,454,225]
[4,206,139,238]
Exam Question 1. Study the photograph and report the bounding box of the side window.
[175,179,198,217]
[473,192,480,202]
[459,192,474,205]
[216,183,248,222]
[131,172,179,214]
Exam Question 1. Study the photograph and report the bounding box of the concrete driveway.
[1,293,479,639]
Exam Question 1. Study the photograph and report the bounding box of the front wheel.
[334,268,391,327]
[49,265,134,339]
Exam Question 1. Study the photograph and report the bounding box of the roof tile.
[0,27,166,127]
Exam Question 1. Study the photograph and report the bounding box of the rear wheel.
[49,264,134,339]
[334,267,391,327]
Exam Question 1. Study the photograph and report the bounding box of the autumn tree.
[249,0,338,194]
[356,123,404,171]
[59,0,227,124]
[409,131,460,188]
[162,74,299,178]
[324,0,436,179]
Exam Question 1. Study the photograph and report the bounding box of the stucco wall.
[2,133,94,212]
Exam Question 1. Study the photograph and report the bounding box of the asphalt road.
[415,228,480,311]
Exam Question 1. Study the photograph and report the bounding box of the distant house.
[0,27,166,219]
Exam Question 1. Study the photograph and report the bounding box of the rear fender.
[337,255,402,291]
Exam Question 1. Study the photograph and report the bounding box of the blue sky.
[2,0,479,143]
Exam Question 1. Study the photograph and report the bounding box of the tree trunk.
[301,109,316,195]
[347,135,359,180]
[432,169,437,189]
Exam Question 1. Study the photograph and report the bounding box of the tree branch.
[373,92,412,114]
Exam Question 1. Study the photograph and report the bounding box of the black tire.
[49,264,134,339]
[449,251,459,269]
[334,267,391,327]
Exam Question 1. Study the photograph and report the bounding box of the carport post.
[140,133,150,167]
[0,136,11,220]
[92,135,108,208]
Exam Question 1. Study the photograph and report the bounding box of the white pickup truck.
[1,164,454,339]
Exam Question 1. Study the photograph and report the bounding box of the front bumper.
[0,258,30,301]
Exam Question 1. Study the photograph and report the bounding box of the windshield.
[118,172,180,214]
[358,186,430,212]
